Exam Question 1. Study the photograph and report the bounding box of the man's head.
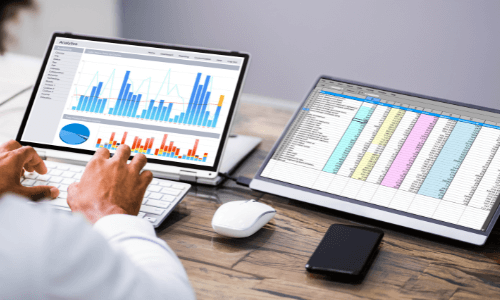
[0,0,34,54]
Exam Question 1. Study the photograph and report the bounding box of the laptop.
[16,32,254,227]
[251,76,500,245]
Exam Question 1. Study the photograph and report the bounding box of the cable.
[219,172,252,187]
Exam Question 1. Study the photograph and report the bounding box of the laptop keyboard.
[21,161,191,227]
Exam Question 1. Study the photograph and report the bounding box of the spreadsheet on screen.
[262,78,500,231]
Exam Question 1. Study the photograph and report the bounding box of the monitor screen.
[20,35,247,171]
[262,77,500,231]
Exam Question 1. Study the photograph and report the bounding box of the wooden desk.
[1,55,500,299]
[162,102,500,300]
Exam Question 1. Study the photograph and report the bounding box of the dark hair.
[0,0,34,54]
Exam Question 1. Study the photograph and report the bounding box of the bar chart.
[94,128,214,163]
[71,70,225,128]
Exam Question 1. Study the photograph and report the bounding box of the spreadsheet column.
[462,139,500,229]
[331,105,390,177]
[331,107,406,197]
[342,107,404,180]
[322,103,375,174]
[393,117,457,211]
[381,114,438,189]
[264,92,364,187]
[343,109,421,202]
[418,122,481,199]
[359,110,420,184]
[324,104,391,195]
[443,126,500,205]
[399,117,457,194]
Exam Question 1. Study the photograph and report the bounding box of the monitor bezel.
[252,75,500,244]
[16,32,249,173]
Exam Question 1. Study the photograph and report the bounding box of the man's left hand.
[0,140,59,200]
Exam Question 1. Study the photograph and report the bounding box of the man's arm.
[0,195,195,300]
[0,140,195,299]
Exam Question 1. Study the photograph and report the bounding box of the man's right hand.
[67,145,153,223]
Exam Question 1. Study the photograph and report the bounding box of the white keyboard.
[21,160,191,228]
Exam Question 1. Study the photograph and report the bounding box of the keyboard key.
[69,167,83,172]
[140,205,164,215]
[56,165,70,170]
[49,176,63,183]
[145,217,157,223]
[54,206,71,212]
[24,173,38,179]
[161,188,181,196]
[59,184,69,192]
[22,179,36,186]
[171,183,186,190]
[50,198,69,208]
[161,195,176,202]
[62,171,76,178]
[58,192,68,199]
[151,179,159,185]
[38,174,51,181]
[138,212,146,218]
[149,192,162,200]
[34,181,49,186]
[74,174,83,180]
[49,169,63,176]
[146,200,170,209]
[158,181,171,187]
[62,178,76,185]
[147,185,162,192]
[44,161,57,168]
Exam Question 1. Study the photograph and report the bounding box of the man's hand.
[0,140,59,200]
[67,144,153,223]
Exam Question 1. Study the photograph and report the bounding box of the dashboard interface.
[262,78,500,231]
[21,36,246,169]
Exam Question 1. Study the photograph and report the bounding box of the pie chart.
[59,123,90,145]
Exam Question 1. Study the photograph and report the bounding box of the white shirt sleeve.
[0,194,196,300]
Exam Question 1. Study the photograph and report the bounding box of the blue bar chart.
[71,70,225,128]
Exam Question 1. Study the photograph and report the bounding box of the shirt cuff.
[93,214,156,240]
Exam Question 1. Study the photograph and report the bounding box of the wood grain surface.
[158,102,500,300]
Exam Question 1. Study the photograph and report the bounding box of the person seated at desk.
[0,140,196,299]
[0,0,195,299]
[0,3,194,298]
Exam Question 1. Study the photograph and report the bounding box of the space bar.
[140,205,165,215]
[49,198,69,208]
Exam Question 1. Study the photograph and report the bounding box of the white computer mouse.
[212,199,276,238]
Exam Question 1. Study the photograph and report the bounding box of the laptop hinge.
[179,170,197,183]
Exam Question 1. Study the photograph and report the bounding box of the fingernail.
[50,187,59,199]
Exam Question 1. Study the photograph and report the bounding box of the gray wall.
[120,0,500,109]
[9,0,118,58]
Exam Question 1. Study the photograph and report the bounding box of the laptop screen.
[261,77,500,232]
[18,34,248,172]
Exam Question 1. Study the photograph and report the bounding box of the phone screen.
[306,224,383,277]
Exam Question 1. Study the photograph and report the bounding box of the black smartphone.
[305,224,384,281]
